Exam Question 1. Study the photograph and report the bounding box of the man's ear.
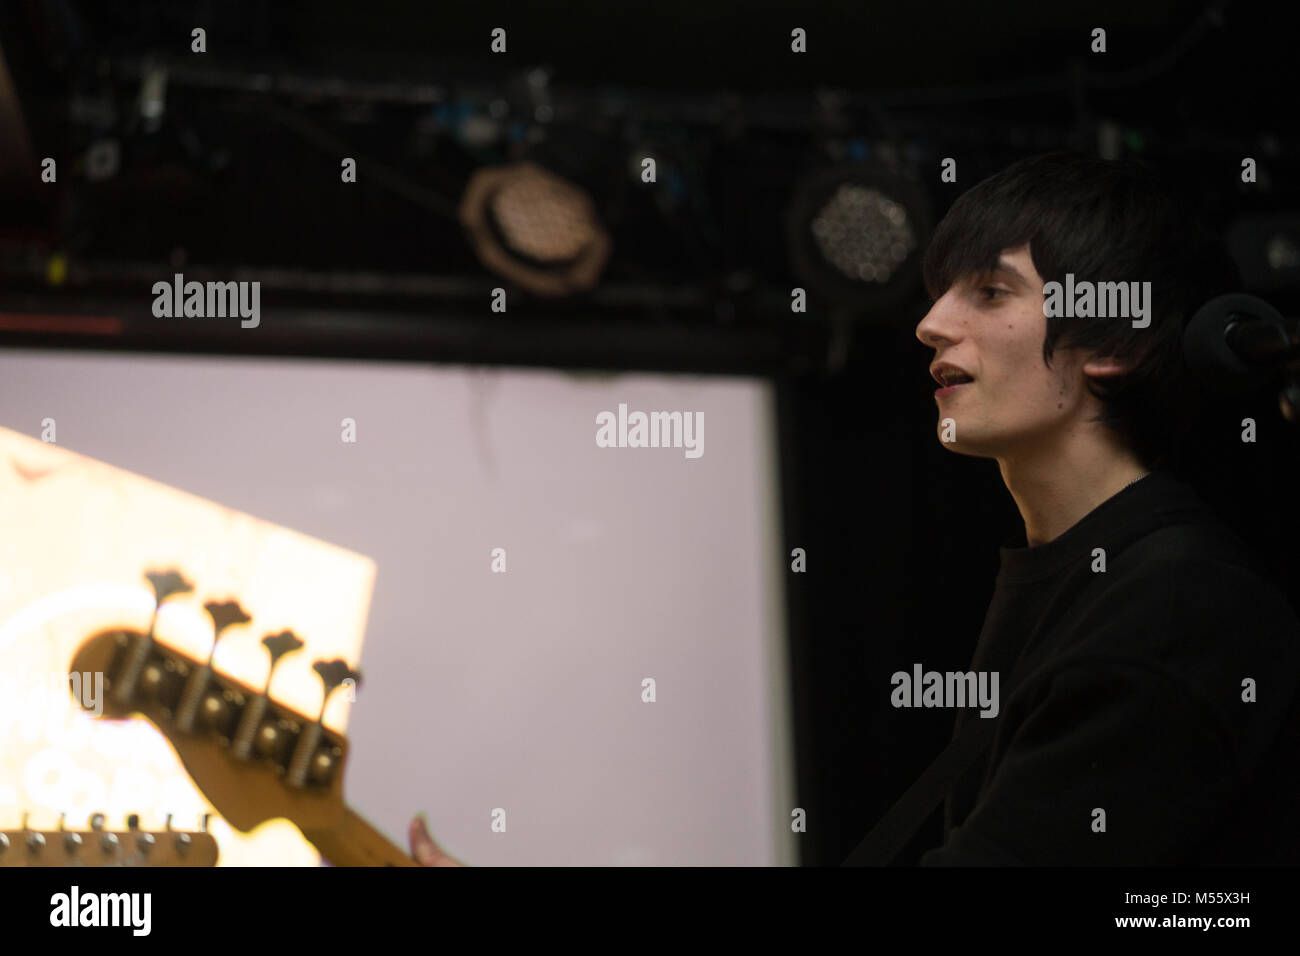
[1082,355,1134,379]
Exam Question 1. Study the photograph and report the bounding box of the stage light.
[812,184,915,283]
[459,161,612,298]
[786,163,931,316]
[1227,213,1300,292]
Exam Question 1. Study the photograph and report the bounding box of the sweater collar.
[995,470,1207,584]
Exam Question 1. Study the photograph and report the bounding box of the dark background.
[1,0,1297,865]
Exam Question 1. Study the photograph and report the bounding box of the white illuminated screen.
[0,347,795,866]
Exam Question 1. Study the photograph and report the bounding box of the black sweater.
[920,471,1300,865]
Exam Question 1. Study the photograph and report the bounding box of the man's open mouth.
[932,365,975,391]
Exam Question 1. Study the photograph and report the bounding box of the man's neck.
[998,445,1149,547]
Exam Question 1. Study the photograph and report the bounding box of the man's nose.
[915,296,958,349]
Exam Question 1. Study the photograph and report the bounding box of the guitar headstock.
[0,812,218,867]
[70,569,362,837]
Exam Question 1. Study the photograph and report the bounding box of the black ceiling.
[0,0,1294,339]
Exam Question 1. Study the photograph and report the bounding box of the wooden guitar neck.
[304,807,417,867]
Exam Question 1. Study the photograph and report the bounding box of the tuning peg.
[231,631,304,760]
[231,631,300,760]
[202,600,252,670]
[61,813,82,855]
[285,660,360,789]
[85,812,117,854]
[114,569,194,705]
[262,630,304,668]
[167,813,204,856]
[119,813,154,855]
[175,600,251,734]
[145,570,194,608]
[204,601,252,643]
[312,659,362,708]
[23,813,44,854]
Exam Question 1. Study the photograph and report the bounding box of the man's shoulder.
[1060,515,1300,672]
[1110,515,1283,601]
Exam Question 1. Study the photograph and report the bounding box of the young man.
[405,152,1300,868]
[913,151,1300,865]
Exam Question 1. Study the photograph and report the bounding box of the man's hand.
[409,814,466,866]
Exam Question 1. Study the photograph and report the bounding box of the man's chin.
[934,426,996,457]
[939,443,988,458]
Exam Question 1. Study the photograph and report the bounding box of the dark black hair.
[922,150,1241,471]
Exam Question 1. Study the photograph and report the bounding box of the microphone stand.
[1224,311,1300,424]
[1187,293,1300,426]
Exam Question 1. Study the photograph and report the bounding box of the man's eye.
[979,286,1008,301]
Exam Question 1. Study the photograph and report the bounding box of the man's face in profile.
[915,244,1093,459]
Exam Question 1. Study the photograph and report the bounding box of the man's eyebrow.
[958,259,1029,291]
[989,259,1028,285]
